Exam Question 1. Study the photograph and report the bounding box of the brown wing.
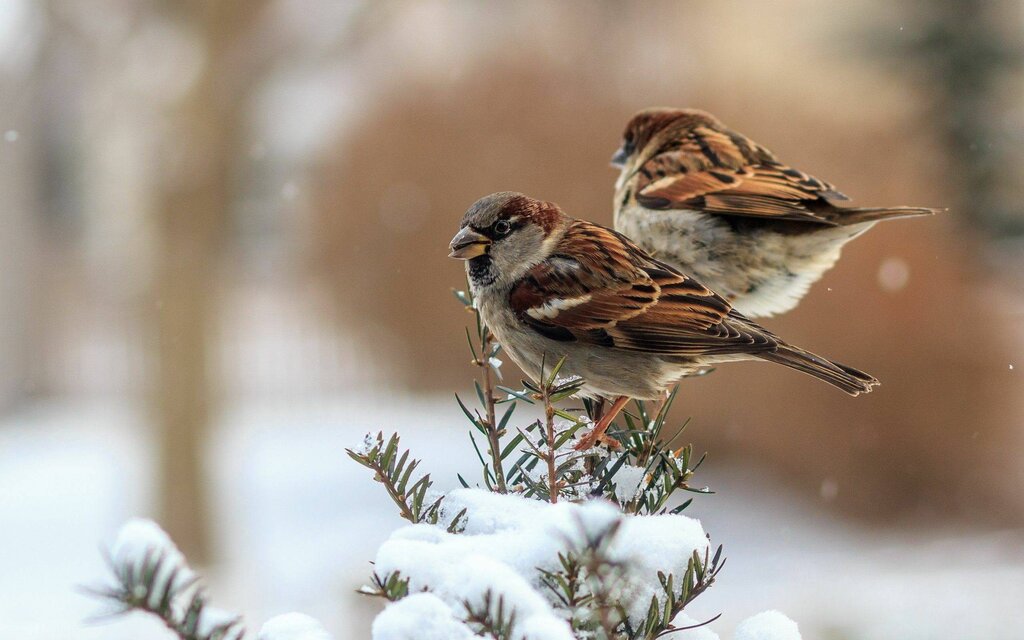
[634,124,852,225]
[508,221,779,356]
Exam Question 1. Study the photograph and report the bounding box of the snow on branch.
[366,489,721,639]
[258,613,334,640]
[733,611,802,640]
[87,518,332,640]
[347,431,447,525]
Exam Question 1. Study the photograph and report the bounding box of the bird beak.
[610,146,629,168]
[449,227,491,259]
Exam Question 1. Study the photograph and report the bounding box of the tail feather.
[759,345,879,396]
[837,206,940,225]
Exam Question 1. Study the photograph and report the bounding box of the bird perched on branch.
[611,108,939,318]
[449,192,878,450]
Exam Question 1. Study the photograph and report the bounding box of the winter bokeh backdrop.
[1,1,1023,638]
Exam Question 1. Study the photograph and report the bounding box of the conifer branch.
[455,287,508,492]
[359,571,411,602]
[479,328,507,493]
[346,432,442,524]
[463,590,519,640]
[85,525,246,640]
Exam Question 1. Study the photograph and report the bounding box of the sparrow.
[449,192,878,450]
[611,108,939,318]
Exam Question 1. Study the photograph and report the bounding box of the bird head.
[449,192,565,288]
[611,107,723,184]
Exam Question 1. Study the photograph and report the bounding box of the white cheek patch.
[615,167,630,192]
[539,230,561,257]
[526,294,592,320]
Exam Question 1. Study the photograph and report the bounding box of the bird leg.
[649,389,671,423]
[575,395,630,451]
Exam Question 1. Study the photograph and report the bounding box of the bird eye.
[494,220,511,236]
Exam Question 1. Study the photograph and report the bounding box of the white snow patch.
[734,610,802,640]
[196,607,242,636]
[258,612,333,640]
[352,433,378,456]
[616,512,709,623]
[663,613,721,640]
[373,489,708,636]
[372,593,475,640]
[611,461,647,503]
[519,615,579,640]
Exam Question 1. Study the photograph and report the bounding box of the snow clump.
[110,518,197,609]
[733,610,802,640]
[371,488,709,638]
[258,612,334,640]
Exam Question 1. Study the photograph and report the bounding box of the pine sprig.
[589,390,712,516]
[503,363,591,502]
[346,432,443,524]
[463,589,519,640]
[359,571,411,602]
[571,515,629,637]
[455,286,509,492]
[537,514,726,640]
[537,552,590,615]
[637,541,726,639]
[85,544,245,640]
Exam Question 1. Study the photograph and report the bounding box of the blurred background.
[1,1,1023,638]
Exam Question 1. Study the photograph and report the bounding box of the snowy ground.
[1,397,1022,639]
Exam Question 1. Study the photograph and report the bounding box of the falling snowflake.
[877,258,910,293]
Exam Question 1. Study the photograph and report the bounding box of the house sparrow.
[449,192,877,449]
[611,108,939,318]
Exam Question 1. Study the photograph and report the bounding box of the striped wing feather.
[634,124,858,224]
[508,221,779,356]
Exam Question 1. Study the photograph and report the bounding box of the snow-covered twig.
[86,518,245,640]
[87,519,333,640]
[536,355,586,503]
[346,432,443,524]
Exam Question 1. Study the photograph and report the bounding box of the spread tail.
[837,206,939,225]
[759,345,879,396]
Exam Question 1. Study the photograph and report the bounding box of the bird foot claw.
[574,429,622,451]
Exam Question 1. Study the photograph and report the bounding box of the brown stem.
[369,459,417,522]
[544,395,558,504]
[479,330,507,492]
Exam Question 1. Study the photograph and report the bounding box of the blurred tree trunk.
[0,37,42,410]
[151,0,265,564]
